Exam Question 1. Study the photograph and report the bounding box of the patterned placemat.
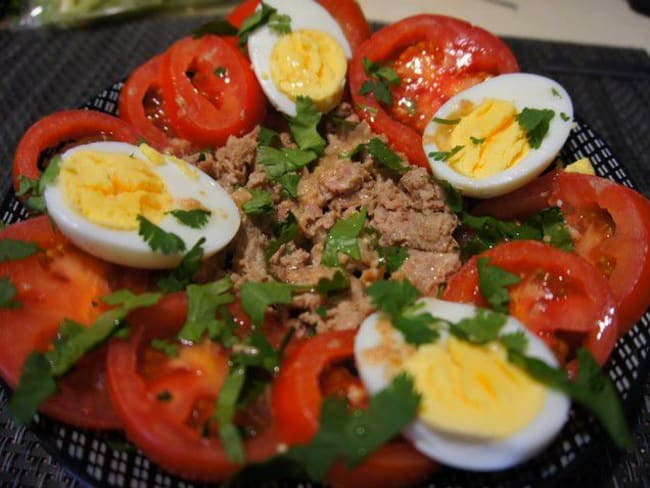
[0,13,649,488]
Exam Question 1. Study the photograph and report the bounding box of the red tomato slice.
[271,329,438,486]
[473,171,650,335]
[107,292,281,482]
[349,15,519,169]
[442,240,618,374]
[0,216,125,429]
[159,35,266,148]
[119,55,193,155]
[226,0,370,51]
[12,110,139,195]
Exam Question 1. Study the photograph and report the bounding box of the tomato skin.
[160,35,266,148]
[226,0,259,28]
[12,110,139,195]
[350,15,518,169]
[0,216,123,429]
[442,240,618,372]
[108,292,281,482]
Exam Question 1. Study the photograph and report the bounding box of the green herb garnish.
[321,208,367,267]
[137,215,186,254]
[428,145,464,161]
[169,208,211,229]
[516,108,555,149]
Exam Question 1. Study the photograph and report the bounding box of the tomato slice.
[442,240,618,373]
[107,292,281,482]
[12,110,139,195]
[0,216,125,429]
[119,55,193,155]
[473,171,650,335]
[349,15,519,169]
[159,35,266,148]
[226,0,370,51]
[271,329,438,486]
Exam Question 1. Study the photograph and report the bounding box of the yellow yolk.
[565,157,596,175]
[403,337,546,439]
[435,99,530,178]
[270,29,347,112]
[60,150,173,230]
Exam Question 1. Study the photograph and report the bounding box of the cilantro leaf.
[150,339,179,357]
[257,146,317,177]
[213,367,247,463]
[177,278,234,343]
[360,57,400,106]
[15,156,63,214]
[470,136,486,144]
[9,352,58,424]
[268,12,292,34]
[364,138,406,173]
[428,145,464,161]
[476,257,521,313]
[433,117,460,125]
[242,188,273,216]
[156,238,205,293]
[378,246,408,274]
[516,108,555,149]
[39,155,63,194]
[192,19,238,38]
[16,175,39,198]
[266,212,299,259]
[168,209,211,229]
[240,281,295,327]
[321,208,367,267]
[0,276,20,308]
[232,329,282,372]
[532,207,575,251]
[312,270,350,295]
[288,97,325,155]
[434,178,463,214]
[0,238,41,262]
[499,330,528,354]
[449,308,508,344]
[238,1,276,46]
[137,215,186,254]
[277,173,302,199]
[258,127,279,146]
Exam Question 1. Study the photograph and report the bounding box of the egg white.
[422,73,574,198]
[44,141,241,269]
[247,0,352,116]
[354,298,570,471]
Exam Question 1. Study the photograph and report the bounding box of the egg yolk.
[60,150,173,230]
[270,29,347,113]
[403,337,545,439]
[434,99,530,178]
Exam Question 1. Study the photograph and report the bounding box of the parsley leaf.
[168,209,211,229]
[378,246,408,274]
[0,276,20,309]
[156,238,205,293]
[240,281,295,327]
[359,57,400,105]
[258,127,279,146]
[347,138,406,173]
[321,208,367,267]
[311,270,351,295]
[213,367,247,463]
[476,257,521,313]
[177,278,234,343]
[470,136,486,144]
[449,308,508,344]
[266,212,299,259]
[257,146,317,198]
[238,2,277,46]
[499,330,528,354]
[433,117,460,125]
[428,145,464,161]
[516,108,555,149]
[365,280,438,345]
[0,238,41,262]
[150,339,179,357]
[192,19,238,38]
[8,352,58,424]
[288,97,326,155]
[434,178,463,214]
[268,12,292,34]
[242,188,273,216]
[137,215,186,254]
[560,112,571,122]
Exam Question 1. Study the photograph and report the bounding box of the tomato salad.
[2,0,650,486]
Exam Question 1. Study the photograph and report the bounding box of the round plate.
[1,81,648,488]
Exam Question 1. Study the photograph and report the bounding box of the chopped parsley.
[177,278,235,343]
[137,215,186,254]
[15,155,63,214]
[0,238,41,262]
[359,57,400,105]
[268,12,292,34]
[560,112,571,122]
[378,246,408,274]
[156,238,206,293]
[237,1,277,46]
[321,208,367,267]
[470,136,486,145]
[258,126,279,146]
[213,366,247,463]
[516,108,555,149]
[242,188,273,216]
[288,97,326,155]
[433,117,460,125]
[257,146,317,198]
[551,87,562,98]
[266,212,299,259]
[428,145,464,162]
[192,19,238,38]
[476,257,521,313]
[169,208,211,229]
[240,281,295,327]
[151,339,179,357]
[344,138,406,174]
[0,276,20,309]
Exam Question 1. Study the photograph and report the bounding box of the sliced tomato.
[0,216,130,429]
[226,0,370,51]
[107,292,281,482]
[160,35,266,148]
[119,55,193,155]
[349,15,519,169]
[473,171,650,335]
[442,240,618,374]
[271,329,437,486]
[12,110,139,195]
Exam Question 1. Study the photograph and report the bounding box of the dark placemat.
[1,14,650,488]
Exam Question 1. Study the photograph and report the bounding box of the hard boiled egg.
[354,298,570,471]
[44,141,240,269]
[247,0,352,116]
[422,73,573,198]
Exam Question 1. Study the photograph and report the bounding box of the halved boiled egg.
[44,141,240,269]
[247,0,352,116]
[354,298,570,471]
[422,73,573,198]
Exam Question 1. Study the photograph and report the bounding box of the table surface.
[1,2,650,487]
